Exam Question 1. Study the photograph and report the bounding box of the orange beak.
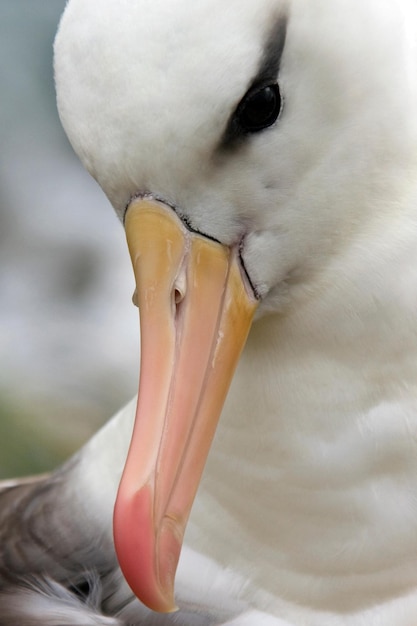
[113,198,258,612]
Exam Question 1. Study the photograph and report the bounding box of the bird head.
[54,0,417,612]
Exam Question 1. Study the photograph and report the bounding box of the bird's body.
[2,0,417,624]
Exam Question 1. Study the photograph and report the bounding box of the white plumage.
[1,0,417,624]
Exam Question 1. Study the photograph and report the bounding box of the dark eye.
[236,83,282,133]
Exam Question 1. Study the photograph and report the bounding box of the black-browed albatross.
[1,0,417,624]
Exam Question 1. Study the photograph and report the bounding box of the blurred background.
[0,2,139,477]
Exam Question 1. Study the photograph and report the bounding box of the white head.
[55,0,417,314]
[54,0,417,612]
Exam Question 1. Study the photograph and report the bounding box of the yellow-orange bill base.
[113,198,258,612]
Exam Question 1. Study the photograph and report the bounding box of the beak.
[113,198,258,612]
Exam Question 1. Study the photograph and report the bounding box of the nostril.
[173,269,187,310]
[172,286,185,319]
[174,288,184,304]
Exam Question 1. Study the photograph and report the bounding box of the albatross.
[1,0,417,624]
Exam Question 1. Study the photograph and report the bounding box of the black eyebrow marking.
[219,14,288,150]
[256,16,288,86]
